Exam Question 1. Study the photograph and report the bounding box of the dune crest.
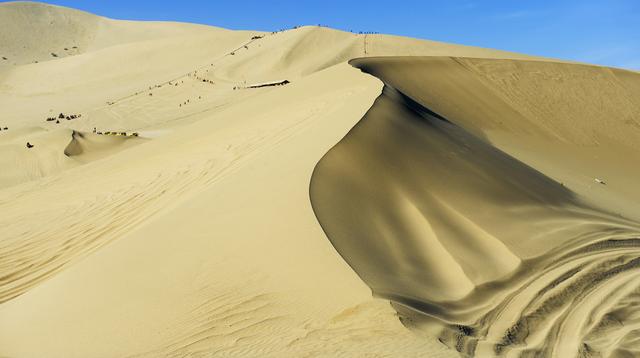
[2,2,640,357]
[310,57,640,357]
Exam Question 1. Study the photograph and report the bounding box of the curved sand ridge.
[3,2,640,357]
[1,4,475,352]
[310,57,640,357]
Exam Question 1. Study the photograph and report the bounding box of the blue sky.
[5,0,639,69]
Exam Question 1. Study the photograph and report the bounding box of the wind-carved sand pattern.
[3,2,640,357]
[0,98,328,303]
[310,57,640,357]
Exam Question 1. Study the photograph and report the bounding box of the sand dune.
[0,1,222,66]
[350,57,640,221]
[0,127,143,189]
[1,2,639,358]
[311,58,640,356]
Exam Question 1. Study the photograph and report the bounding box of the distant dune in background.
[1,2,640,357]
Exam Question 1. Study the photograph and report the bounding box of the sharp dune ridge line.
[0,2,639,358]
[311,58,640,357]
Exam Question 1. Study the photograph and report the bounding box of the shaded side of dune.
[310,57,640,357]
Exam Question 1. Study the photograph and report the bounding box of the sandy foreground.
[1,2,640,357]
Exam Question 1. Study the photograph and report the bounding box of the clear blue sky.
[5,0,639,69]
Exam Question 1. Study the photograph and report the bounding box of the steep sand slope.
[0,17,534,191]
[3,2,639,358]
[310,58,640,357]
[0,3,497,357]
[0,62,453,358]
[351,57,640,220]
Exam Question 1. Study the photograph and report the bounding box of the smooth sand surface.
[312,58,640,357]
[1,2,639,357]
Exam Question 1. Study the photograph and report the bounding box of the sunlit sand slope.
[0,1,224,66]
[0,52,452,358]
[3,1,640,357]
[310,57,640,357]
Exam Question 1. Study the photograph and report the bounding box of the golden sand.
[1,2,639,357]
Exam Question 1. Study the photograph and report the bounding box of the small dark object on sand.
[26,142,34,148]
[595,178,607,185]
